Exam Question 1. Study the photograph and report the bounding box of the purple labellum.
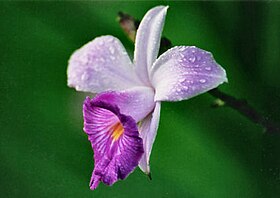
[83,97,144,189]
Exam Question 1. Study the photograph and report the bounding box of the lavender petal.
[150,46,227,101]
[67,35,143,93]
[134,6,168,85]
[138,102,161,174]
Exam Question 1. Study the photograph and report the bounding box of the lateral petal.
[138,102,161,174]
[134,6,168,85]
[68,35,143,93]
[151,46,227,101]
[83,96,144,190]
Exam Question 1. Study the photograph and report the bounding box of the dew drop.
[199,79,206,83]
[188,80,194,84]
[188,55,196,63]
[179,47,186,52]
[109,47,115,54]
[179,78,185,83]
[76,85,81,90]
[99,40,104,46]
[182,86,189,91]
[81,73,89,81]
[171,87,177,93]
[107,37,113,42]
[205,66,212,71]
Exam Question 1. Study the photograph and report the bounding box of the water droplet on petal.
[81,73,89,81]
[179,78,185,83]
[99,40,104,46]
[109,47,115,54]
[146,16,151,21]
[205,66,212,71]
[107,37,113,42]
[199,79,206,83]
[188,55,196,63]
[76,85,81,90]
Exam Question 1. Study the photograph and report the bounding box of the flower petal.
[150,46,227,101]
[94,87,155,122]
[68,35,143,93]
[134,6,168,85]
[138,102,161,174]
[83,96,144,190]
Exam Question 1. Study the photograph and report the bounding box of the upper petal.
[134,6,168,85]
[138,102,161,174]
[150,46,227,101]
[83,96,144,190]
[67,35,143,93]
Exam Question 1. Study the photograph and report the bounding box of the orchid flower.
[67,6,227,190]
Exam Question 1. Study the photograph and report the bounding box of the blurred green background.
[1,1,280,197]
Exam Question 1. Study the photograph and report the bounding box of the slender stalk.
[117,12,279,134]
[208,88,279,134]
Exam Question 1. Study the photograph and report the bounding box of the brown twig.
[116,12,280,134]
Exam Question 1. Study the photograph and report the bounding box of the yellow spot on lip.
[111,122,124,141]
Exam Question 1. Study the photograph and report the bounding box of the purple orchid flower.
[67,6,227,190]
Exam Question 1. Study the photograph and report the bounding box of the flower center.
[111,122,124,141]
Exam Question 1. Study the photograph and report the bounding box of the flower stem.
[208,88,279,134]
[117,12,280,134]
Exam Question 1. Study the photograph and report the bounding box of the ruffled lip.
[83,95,144,190]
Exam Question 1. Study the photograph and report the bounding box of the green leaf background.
[1,1,279,197]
